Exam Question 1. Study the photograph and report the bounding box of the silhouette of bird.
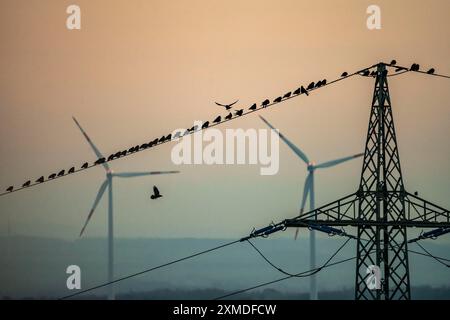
[427,68,435,74]
[36,176,44,183]
[341,72,348,77]
[293,87,301,95]
[273,96,282,103]
[159,135,166,143]
[362,70,370,76]
[213,115,222,123]
[57,170,65,177]
[283,92,291,99]
[225,112,233,120]
[48,173,56,179]
[81,162,88,169]
[6,186,13,192]
[307,82,315,90]
[150,186,162,200]
[301,86,309,96]
[215,100,238,110]
[249,103,257,110]
[95,158,106,165]
[190,125,198,132]
[390,60,397,66]
[22,180,31,188]
[68,167,75,174]
[140,143,149,150]
[410,63,420,71]
[315,81,321,88]
[414,191,419,196]
[262,99,270,107]
[107,154,115,161]
[235,109,244,116]
[202,121,209,129]
[321,79,327,86]
[149,138,159,146]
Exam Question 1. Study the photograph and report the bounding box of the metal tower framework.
[283,62,450,300]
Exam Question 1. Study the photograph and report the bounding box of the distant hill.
[0,236,449,299]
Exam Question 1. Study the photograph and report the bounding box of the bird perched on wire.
[307,82,315,90]
[273,96,282,103]
[215,100,238,110]
[6,186,13,192]
[36,176,44,183]
[22,180,31,188]
[341,72,348,77]
[150,186,163,200]
[249,103,257,110]
[81,162,89,169]
[213,115,222,123]
[235,109,244,116]
[225,112,233,120]
[390,60,397,66]
[283,92,291,99]
[427,68,435,74]
[301,86,309,96]
[48,173,56,179]
[410,63,420,71]
[262,99,270,107]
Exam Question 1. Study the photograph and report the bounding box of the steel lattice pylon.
[355,63,410,299]
[281,62,450,300]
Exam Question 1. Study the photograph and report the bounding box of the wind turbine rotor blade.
[112,171,180,178]
[79,180,108,237]
[295,174,312,240]
[315,152,364,169]
[72,116,110,171]
[259,116,310,164]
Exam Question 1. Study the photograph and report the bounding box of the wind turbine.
[73,117,179,300]
[259,115,363,300]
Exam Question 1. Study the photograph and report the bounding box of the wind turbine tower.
[73,117,179,300]
[260,115,363,300]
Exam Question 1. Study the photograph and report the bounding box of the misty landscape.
[0,236,449,299]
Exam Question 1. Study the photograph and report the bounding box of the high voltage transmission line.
[1,61,449,197]
[58,219,449,300]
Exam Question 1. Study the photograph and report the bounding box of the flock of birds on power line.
[3,61,440,195]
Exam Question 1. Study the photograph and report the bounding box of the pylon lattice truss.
[284,62,450,300]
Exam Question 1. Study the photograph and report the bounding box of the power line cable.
[59,239,240,300]
[1,64,378,197]
[246,237,351,277]
[415,242,450,268]
[214,239,353,300]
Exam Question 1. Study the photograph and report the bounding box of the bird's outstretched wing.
[153,186,160,196]
[228,99,239,107]
[215,99,239,107]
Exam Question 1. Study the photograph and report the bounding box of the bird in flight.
[150,186,163,200]
[215,100,239,110]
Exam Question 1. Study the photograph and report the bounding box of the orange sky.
[0,0,449,239]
